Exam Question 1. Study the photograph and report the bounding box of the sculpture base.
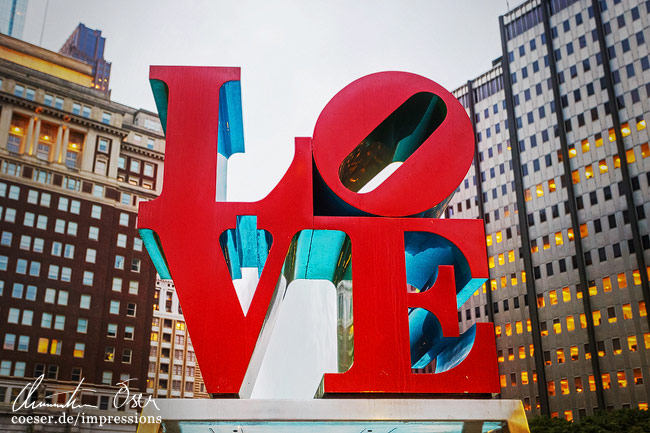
[136,398,529,433]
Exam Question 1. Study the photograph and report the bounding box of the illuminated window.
[522,371,529,384]
[568,228,574,241]
[595,135,603,147]
[548,179,556,192]
[529,344,534,357]
[496,231,502,243]
[628,336,638,352]
[500,276,506,288]
[511,274,518,286]
[555,232,563,245]
[516,321,523,334]
[599,159,608,173]
[634,369,643,385]
[602,373,611,390]
[562,287,571,302]
[526,319,532,332]
[593,310,601,326]
[525,189,531,201]
[37,338,48,353]
[531,241,539,253]
[536,184,544,197]
[537,294,545,308]
[519,346,526,359]
[608,128,616,142]
[557,349,565,363]
[150,332,158,342]
[589,284,597,296]
[621,122,631,137]
[491,280,497,291]
[580,314,587,328]
[566,316,575,331]
[560,378,569,394]
[638,118,647,131]
[540,322,548,337]
[642,143,650,158]
[543,236,550,250]
[589,375,596,391]
[572,170,580,184]
[618,273,628,289]
[570,346,579,361]
[568,145,576,158]
[505,323,512,336]
[486,235,492,246]
[623,304,633,319]
[575,377,583,393]
[633,270,641,286]
[553,319,562,334]
[74,343,85,358]
[498,253,504,266]
[603,276,612,292]
[500,375,507,388]
[549,290,558,305]
[508,349,514,361]
[497,351,504,362]
[614,154,621,168]
[581,139,590,152]
[564,411,573,421]
[580,223,588,238]
[508,250,515,262]
[547,381,556,396]
[522,271,526,283]
[645,333,650,349]
[495,326,501,337]
[626,149,636,163]
[585,164,594,179]
[608,307,617,323]
[489,257,495,268]
[640,301,647,317]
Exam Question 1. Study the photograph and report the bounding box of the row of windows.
[11,82,113,125]
[149,345,196,363]
[149,362,195,378]
[1,160,151,208]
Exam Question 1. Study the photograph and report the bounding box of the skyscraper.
[451,0,650,421]
[59,23,112,93]
[0,0,28,39]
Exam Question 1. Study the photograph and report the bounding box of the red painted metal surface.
[138,66,499,396]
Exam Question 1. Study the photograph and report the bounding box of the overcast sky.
[21,0,512,200]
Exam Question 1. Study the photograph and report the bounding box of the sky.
[21,0,515,398]
[21,0,513,200]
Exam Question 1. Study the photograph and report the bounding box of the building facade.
[0,32,165,414]
[148,278,208,399]
[451,0,650,421]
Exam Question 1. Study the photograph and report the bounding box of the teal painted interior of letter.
[218,81,245,158]
[139,228,172,279]
[219,216,273,279]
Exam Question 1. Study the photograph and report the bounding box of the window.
[89,227,99,240]
[58,290,68,305]
[83,271,94,286]
[131,258,141,272]
[102,112,111,125]
[67,222,77,236]
[143,163,154,177]
[74,343,85,358]
[54,315,65,330]
[86,248,96,263]
[129,281,139,295]
[119,213,129,226]
[80,294,91,309]
[118,156,126,169]
[77,318,88,333]
[115,255,124,269]
[107,323,117,338]
[117,234,127,248]
[130,159,140,172]
[126,303,136,317]
[91,205,102,219]
[82,106,91,118]
[147,138,155,150]
[123,349,132,363]
[110,300,120,314]
[121,193,131,206]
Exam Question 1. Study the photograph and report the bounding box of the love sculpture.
[137,67,499,397]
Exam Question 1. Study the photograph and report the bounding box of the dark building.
[59,23,112,93]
